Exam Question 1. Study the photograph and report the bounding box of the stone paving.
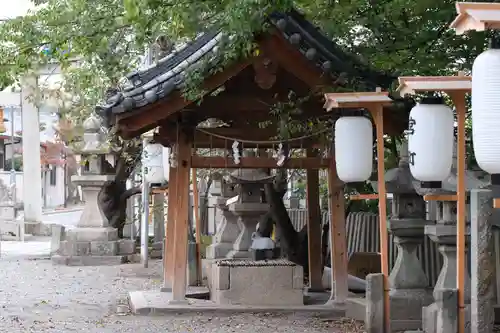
[0,255,365,333]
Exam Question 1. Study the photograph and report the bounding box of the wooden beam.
[188,95,327,118]
[164,164,177,290]
[116,60,252,136]
[157,126,320,149]
[423,194,458,202]
[350,194,379,200]
[191,156,330,169]
[451,91,467,333]
[306,149,323,292]
[324,91,392,111]
[258,31,327,89]
[450,2,500,35]
[494,198,500,209]
[397,74,471,97]
[172,134,192,301]
[327,149,348,303]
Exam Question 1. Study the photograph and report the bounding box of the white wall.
[0,167,66,208]
[42,165,66,208]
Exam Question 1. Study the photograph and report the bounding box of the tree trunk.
[97,145,142,238]
[264,182,309,272]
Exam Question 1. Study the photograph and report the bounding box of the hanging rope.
[196,127,330,145]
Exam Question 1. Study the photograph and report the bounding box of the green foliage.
[0,0,491,201]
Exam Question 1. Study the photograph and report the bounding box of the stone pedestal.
[52,175,136,266]
[226,202,269,259]
[152,193,165,243]
[423,223,471,333]
[211,259,303,306]
[206,197,240,259]
[150,193,165,258]
[388,219,433,332]
[0,202,19,240]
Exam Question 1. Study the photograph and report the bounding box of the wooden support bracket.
[349,194,379,200]
[423,194,458,202]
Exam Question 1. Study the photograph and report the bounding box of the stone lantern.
[205,179,239,259]
[52,113,136,266]
[226,167,274,259]
[384,141,433,330]
[418,142,487,331]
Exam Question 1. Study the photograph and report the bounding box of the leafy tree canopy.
[0,0,491,116]
[0,0,492,214]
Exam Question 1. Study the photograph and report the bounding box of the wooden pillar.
[451,92,467,331]
[369,104,390,332]
[306,150,323,291]
[163,161,178,290]
[327,149,348,303]
[171,131,192,301]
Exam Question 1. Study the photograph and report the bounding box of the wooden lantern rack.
[397,73,471,333]
[324,89,393,333]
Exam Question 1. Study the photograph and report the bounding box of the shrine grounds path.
[0,258,364,333]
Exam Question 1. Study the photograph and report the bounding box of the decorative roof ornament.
[232,141,240,165]
[275,143,287,167]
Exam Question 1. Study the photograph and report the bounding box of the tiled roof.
[96,9,396,124]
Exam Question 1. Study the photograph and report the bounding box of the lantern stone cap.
[229,169,275,183]
[450,2,500,35]
[397,75,471,97]
[82,114,102,132]
[323,91,392,111]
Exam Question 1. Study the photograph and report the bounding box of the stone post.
[424,213,472,332]
[470,189,495,332]
[20,76,43,234]
[365,273,385,333]
[152,193,165,243]
[151,193,165,258]
[435,288,458,333]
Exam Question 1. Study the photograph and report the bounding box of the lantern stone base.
[226,202,269,259]
[422,302,470,333]
[52,227,136,266]
[206,243,234,259]
[390,289,434,331]
[210,259,303,306]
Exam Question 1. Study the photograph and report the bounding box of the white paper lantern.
[335,116,373,182]
[472,47,500,177]
[143,143,165,184]
[407,97,454,184]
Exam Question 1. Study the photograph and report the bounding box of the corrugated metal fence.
[287,209,442,288]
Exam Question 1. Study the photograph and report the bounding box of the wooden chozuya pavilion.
[98,10,410,305]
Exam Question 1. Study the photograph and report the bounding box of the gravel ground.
[0,258,365,333]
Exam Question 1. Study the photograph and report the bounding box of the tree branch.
[120,186,141,203]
